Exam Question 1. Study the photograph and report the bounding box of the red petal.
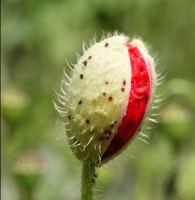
[130,75,148,102]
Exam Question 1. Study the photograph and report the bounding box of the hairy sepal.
[65,35,132,166]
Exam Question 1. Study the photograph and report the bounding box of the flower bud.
[54,33,157,166]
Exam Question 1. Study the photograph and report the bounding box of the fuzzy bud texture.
[55,33,157,166]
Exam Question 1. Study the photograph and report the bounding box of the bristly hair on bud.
[53,31,165,200]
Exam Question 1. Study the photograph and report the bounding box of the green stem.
[81,163,96,200]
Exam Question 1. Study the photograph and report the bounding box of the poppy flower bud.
[54,32,157,166]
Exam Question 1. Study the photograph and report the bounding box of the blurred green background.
[1,0,195,200]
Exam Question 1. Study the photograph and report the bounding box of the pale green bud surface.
[65,35,132,165]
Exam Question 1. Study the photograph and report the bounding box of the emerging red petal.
[130,75,148,102]
[102,44,150,161]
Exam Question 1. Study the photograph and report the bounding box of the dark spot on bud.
[115,121,117,124]
[99,137,104,141]
[91,178,95,185]
[88,56,92,59]
[108,96,113,101]
[80,74,83,79]
[106,137,109,140]
[114,139,121,149]
[105,130,111,136]
[78,100,82,105]
[110,124,114,128]
[91,132,93,134]
[105,43,109,47]
[121,88,125,92]
[103,93,106,96]
[86,119,90,124]
[123,80,126,86]
[93,100,96,103]
[83,60,87,66]
[105,82,108,84]
[74,139,80,145]
[94,174,98,178]
[68,115,71,120]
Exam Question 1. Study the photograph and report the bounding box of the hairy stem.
[81,163,96,200]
